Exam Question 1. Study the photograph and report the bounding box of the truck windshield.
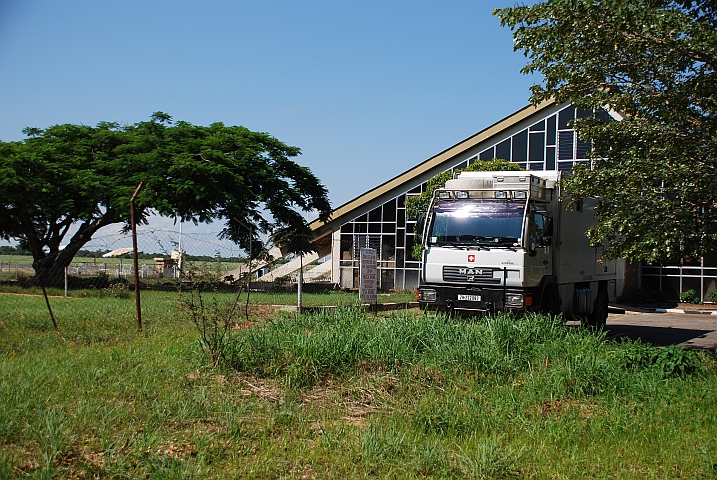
[427,200,524,247]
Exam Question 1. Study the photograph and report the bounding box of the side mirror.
[416,214,426,243]
[541,236,552,247]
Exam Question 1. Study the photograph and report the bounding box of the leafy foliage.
[680,288,701,304]
[404,158,521,259]
[495,1,717,263]
[0,113,331,284]
[620,341,701,377]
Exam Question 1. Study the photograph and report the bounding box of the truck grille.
[443,266,500,284]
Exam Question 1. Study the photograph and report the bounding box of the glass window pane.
[397,209,405,227]
[577,107,592,119]
[396,249,405,268]
[558,161,573,172]
[529,120,545,131]
[529,132,545,161]
[496,138,511,161]
[341,223,353,234]
[340,235,353,259]
[381,236,396,261]
[382,198,397,221]
[454,161,468,170]
[558,131,574,160]
[368,206,382,222]
[355,213,367,222]
[479,148,495,160]
[368,223,381,233]
[512,129,528,162]
[576,135,591,159]
[396,228,405,247]
[382,222,395,233]
[558,106,575,129]
[397,194,406,208]
[546,146,556,170]
[546,115,556,145]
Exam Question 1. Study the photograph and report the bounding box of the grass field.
[1,292,717,478]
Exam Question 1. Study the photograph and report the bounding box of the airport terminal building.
[303,99,715,301]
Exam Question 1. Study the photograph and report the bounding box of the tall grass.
[2,294,716,478]
[226,308,701,396]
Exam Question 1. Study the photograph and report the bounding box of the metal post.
[503,267,508,312]
[64,267,68,297]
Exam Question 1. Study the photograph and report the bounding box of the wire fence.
[0,226,416,309]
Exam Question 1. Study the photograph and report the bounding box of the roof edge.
[311,98,556,232]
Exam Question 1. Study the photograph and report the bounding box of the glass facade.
[640,257,717,303]
[334,103,712,300]
[338,103,595,291]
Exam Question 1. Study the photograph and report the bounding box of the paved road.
[604,310,717,351]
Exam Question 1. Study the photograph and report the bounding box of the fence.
[0,225,416,310]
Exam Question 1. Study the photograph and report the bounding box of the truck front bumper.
[418,284,536,313]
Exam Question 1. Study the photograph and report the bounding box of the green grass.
[1,293,716,478]
[0,285,416,307]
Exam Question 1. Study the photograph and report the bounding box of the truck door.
[525,207,552,285]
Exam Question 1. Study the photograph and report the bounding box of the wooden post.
[130,181,145,333]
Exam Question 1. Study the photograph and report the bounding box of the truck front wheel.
[540,284,560,317]
[586,292,608,329]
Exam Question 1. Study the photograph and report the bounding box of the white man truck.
[416,170,624,327]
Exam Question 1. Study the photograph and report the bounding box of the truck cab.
[417,170,624,326]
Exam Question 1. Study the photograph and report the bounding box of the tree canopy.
[0,113,331,284]
[495,0,717,263]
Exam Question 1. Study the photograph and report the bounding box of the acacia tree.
[0,113,331,286]
[495,0,717,263]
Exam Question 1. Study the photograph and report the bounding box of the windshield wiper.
[471,236,519,246]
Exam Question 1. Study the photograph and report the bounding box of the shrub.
[680,289,701,304]
[708,291,717,304]
[619,341,701,377]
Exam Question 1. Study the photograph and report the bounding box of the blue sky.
[0,0,538,252]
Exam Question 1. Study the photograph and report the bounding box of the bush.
[680,289,701,304]
[619,341,701,377]
[708,291,717,304]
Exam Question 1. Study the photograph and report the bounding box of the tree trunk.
[32,242,84,288]
[31,219,110,288]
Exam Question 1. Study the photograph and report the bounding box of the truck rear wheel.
[586,292,608,329]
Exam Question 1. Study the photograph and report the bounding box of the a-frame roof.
[310,98,557,239]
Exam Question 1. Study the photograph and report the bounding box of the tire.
[586,291,608,329]
[540,284,560,317]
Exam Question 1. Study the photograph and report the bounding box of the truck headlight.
[419,289,437,302]
[505,293,524,308]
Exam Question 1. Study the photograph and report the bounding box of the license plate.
[458,294,481,302]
